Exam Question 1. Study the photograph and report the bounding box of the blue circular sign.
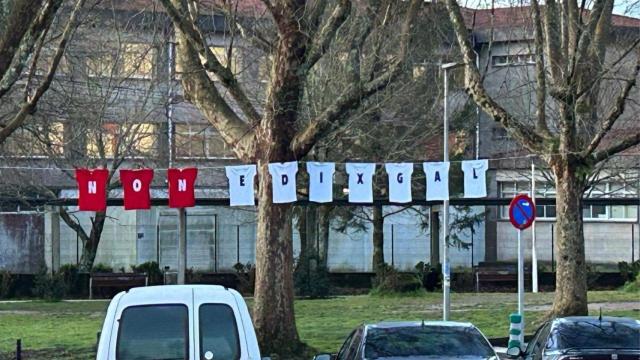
[509,194,536,230]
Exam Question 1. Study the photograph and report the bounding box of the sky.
[459,0,640,17]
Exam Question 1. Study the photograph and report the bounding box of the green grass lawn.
[0,291,637,359]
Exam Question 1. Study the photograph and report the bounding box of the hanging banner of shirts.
[461,159,489,198]
[75,168,109,211]
[120,169,154,210]
[385,163,413,203]
[167,168,198,208]
[307,162,335,203]
[345,163,376,203]
[225,165,257,206]
[423,162,450,201]
[73,160,494,211]
[268,162,298,203]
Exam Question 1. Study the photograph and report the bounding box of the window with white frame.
[500,181,638,221]
[492,54,535,67]
[500,181,556,219]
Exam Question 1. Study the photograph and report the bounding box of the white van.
[96,285,263,360]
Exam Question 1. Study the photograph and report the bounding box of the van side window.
[116,304,189,360]
[199,304,241,360]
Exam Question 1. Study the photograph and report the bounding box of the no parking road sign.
[509,194,536,230]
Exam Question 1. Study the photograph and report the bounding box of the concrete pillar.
[50,207,61,274]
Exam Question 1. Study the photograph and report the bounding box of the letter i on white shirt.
[268,162,298,203]
[385,163,413,203]
[225,165,257,206]
[306,162,335,203]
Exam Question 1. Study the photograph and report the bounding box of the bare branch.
[592,132,640,163]
[303,0,351,71]
[444,0,546,153]
[0,0,85,144]
[0,0,62,98]
[583,50,640,157]
[290,0,421,158]
[159,0,261,123]
[531,0,551,136]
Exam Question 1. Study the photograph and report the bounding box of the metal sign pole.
[517,228,525,341]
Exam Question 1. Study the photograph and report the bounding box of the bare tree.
[444,0,640,317]
[157,0,422,355]
[1,5,166,271]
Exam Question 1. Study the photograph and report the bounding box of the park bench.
[473,262,530,292]
[89,273,148,299]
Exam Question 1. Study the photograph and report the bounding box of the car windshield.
[547,319,640,350]
[364,325,495,359]
[116,304,189,360]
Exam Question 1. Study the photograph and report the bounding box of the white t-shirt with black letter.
[225,165,257,206]
[423,162,450,201]
[461,159,488,198]
[385,163,413,203]
[268,162,298,203]
[306,162,335,203]
[345,163,376,203]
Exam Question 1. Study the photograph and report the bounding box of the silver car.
[313,321,499,360]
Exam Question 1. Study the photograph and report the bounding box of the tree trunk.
[318,205,332,267]
[372,204,385,273]
[549,159,588,316]
[80,211,106,272]
[297,206,308,260]
[252,161,300,356]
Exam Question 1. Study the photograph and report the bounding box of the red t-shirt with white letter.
[120,169,154,210]
[168,168,198,208]
[75,168,109,211]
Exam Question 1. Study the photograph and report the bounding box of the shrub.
[415,261,441,292]
[371,264,424,296]
[58,264,82,296]
[234,262,256,295]
[618,260,640,283]
[0,271,14,299]
[131,261,163,285]
[294,255,330,298]
[622,273,640,293]
[92,263,113,273]
[33,267,66,301]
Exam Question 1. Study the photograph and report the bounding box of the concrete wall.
[0,213,44,273]
[496,221,639,265]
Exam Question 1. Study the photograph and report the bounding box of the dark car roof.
[552,316,640,327]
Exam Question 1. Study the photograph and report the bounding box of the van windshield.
[199,304,241,360]
[116,304,189,360]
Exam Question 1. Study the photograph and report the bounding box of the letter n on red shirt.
[168,168,197,208]
[75,168,109,211]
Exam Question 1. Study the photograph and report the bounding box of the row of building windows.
[38,43,243,80]
[500,181,639,221]
[0,122,234,159]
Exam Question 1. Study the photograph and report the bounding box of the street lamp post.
[441,62,464,321]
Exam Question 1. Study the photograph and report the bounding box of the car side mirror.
[506,346,523,358]
[313,354,333,360]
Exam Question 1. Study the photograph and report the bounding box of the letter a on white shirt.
[225,165,257,206]
[268,162,298,203]
[345,163,376,203]
[385,163,413,203]
[423,162,450,201]
[306,162,335,203]
[461,159,488,198]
